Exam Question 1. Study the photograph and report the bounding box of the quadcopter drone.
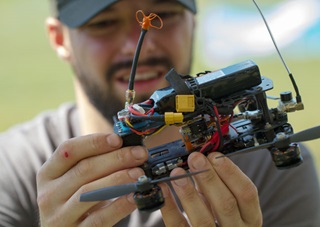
[80,1,320,212]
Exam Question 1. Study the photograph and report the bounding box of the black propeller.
[80,169,208,202]
[221,125,320,158]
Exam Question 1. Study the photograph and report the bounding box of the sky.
[197,0,320,65]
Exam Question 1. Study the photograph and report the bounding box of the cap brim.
[59,0,196,28]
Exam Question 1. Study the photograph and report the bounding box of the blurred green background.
[1,0,319,176]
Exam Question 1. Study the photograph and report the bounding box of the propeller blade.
[218,126,320,159]
[220,141,274,158]
[80,183,138,202]
[289,125,320,143]
[151,169,209,184]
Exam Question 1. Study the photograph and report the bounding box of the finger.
[188,152,243,226]
[170,168,216,226]
[160,183,189,227]
[38,133,123,180]
[207,152,262,226]
[57,145,148,199]
[40,168,144,223]
[37,168,144,226]
[78,195,137,227]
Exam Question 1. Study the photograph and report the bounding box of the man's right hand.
[36,133,148,226]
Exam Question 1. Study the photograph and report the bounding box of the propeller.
[219,125,320,158]
[80,169,208,202]
[290,125,320,143]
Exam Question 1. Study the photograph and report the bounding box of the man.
[0,0,319,226]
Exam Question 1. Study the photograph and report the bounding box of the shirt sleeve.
[0,104,77,227]
[0,136,41,227]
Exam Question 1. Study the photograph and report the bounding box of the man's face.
[65,0,195,122]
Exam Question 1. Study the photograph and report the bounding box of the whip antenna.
[252,0,303,105]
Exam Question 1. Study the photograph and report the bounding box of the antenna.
[125,11,163,109]
[252,0,303,105]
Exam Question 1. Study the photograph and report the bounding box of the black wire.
[128,29,148,91]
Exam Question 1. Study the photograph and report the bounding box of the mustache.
[106,57,173,80]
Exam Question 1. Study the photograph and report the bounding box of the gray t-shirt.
[0,103,319,226]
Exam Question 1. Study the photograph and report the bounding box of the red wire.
[200,120,230,153]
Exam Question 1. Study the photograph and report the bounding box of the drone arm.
[221,141,274,158]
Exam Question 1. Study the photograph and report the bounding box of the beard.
[72,56,179,124]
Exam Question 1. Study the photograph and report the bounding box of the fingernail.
[131,146,147,160]
[106,133,121,148]
[174,177,188,187]
[192,154,207,170]
[128,168,144,180]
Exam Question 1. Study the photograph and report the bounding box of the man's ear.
[46,17,71,61]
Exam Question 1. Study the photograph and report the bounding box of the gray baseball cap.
[51,0,196,28]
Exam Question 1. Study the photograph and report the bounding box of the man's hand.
[161,152,263,227]
[36,133,148,226]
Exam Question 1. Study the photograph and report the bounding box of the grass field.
[1,1,320,176]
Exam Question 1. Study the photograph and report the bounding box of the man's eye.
[88,20,118,29]
[156,11,182,20]
[82,19,120,35]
